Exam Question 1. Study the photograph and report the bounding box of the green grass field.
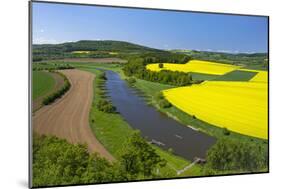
[190,72,220,81]
[214,70,257,81]
[32,71,55,100]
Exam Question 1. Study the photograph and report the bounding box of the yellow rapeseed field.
[146,60,240,75]
[163,81,268,139]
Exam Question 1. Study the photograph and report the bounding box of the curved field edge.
[41,71,71,106]
[80,67,203,177]
[32,71,55,100]
[32,71,65,112]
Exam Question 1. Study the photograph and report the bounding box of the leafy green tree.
[32,134,120,187]
[206,138,268,172]
[97,99,116,113]
[120,131,167,179]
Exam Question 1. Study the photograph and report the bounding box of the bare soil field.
[33,69,114,161]
[33,71,65,112]
[55,57,127,63]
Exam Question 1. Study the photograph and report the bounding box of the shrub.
[126,77,136,85]
[155,92,164,100]
[168,148,174,154]
[99,72,107,80]
[97,99,116,113]
[158,63,164,68]
[159,99,172,108]
[222,127,230,136]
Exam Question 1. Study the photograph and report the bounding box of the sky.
[32,2,268,53]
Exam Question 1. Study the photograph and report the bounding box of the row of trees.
[123,61,199,86]
[42,72,71,105]
[33,131,167,187]
[96,71,117,113]
[33,63,74,71]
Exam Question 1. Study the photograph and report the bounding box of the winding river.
[104,70,216,160]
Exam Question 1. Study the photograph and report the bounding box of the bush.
[97,99,116,113]
[168,148,174,154]
[99,72,107,80]
[159,99,172,108]
[158,63,164,68]
[155,92,164,100]
[222,127,230,136]
[126,77,136,85]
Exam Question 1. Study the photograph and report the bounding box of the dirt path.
[33,71,65,112]
[33,69,115,161]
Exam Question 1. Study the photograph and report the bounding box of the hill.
[32,40,186,61]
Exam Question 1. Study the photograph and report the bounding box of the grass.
[32,71,55,100]
[214,70,257,81]
[134,79,174,96]
[189,72,219,81]
[78,65,201,177]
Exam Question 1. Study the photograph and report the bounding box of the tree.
[97,99,116,113]
[206,138,268,172]
[32,133,120,187]
[120,131,166,178]
[158,63,164,68]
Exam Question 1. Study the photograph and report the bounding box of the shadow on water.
[103,70,216,160]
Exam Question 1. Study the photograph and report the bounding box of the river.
[104,70,216,160]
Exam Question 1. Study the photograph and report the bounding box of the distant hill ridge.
[33,40,164,53]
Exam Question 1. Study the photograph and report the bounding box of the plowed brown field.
[33,69,114,161]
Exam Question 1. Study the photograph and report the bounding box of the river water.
[104,70,216,160]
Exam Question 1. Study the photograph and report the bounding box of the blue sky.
[32,2,268,53]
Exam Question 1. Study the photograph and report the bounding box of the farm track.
[33,69,115,161]
[33,71,65,112]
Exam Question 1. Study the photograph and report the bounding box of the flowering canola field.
[163,81,268,139]
[150,60,268,139]
[146,60,240,75]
